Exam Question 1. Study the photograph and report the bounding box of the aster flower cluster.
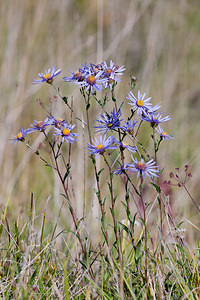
[88,86,174,179]
[127,89,174,142]
[33,61,125,94]
[13,61,174,183]
[63,60,126,93]
[10,115,78,145]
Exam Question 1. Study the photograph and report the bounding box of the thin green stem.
[140,174,148,285]
[43,132,86,255]
[82,88,110,247]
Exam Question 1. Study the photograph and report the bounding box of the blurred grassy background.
[1,0,200,244]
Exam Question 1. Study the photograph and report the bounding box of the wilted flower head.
[94,108,122,134]
[164,165,192,187]
[87,135,117,158]
[128,156,160,179]
[33,66,61,84]
[127,90,152,115]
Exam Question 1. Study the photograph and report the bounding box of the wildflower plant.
[10,59,193,298]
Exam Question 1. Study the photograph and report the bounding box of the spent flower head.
[33,66,61,84]
[164,165,192,187]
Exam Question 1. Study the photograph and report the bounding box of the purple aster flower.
[128,156,160,179]
[114,163,129,175]
[29,118,50,133]
[80,62,91,75]
[10,127,29,143]
[89,63,103,74]
[75,69,107,93]
[144,103,162,114]
[127,90,152,115]
[94,108,122,134]
[115,140,136,153]
[33,65,61,84]
[102,60,126,90]
[121,120,138,135]
[54,123,78,143]
[63,69,85,83]
[141,111,171,127]
[47,115,66,128]
[87,135,117,158]
[156,127,174,141]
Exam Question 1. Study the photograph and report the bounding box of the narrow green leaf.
[150,182,161,193]
[63,164,71,183]
[62,96,68,104]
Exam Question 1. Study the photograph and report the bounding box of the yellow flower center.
[62,128,70,136]
[96,144,104,150]
[87,76,96,85]
[128,129,134,135]
[44,73,51,80]
[16,132,23,139]
[136,161,146,171]
[162,131,167,136]
[151,117,158,127]
[105,68,112,77]
[122,142,127,147]
[136,100,143,107]
[108,123,113,128]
